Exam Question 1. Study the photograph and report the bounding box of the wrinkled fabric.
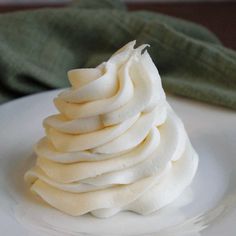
[0,0,235,109]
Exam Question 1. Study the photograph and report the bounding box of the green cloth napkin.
[0,0,235,109]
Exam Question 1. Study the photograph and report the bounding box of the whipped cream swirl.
[25,41,198,218]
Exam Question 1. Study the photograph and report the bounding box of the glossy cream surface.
[25,41,198,218]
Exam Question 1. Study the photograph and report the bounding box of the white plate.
[0,90,235,236]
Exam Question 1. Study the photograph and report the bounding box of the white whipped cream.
[24,41,198,218]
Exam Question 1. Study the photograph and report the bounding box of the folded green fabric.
[0,0,235,109]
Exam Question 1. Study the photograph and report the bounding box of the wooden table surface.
[0,2,235,50]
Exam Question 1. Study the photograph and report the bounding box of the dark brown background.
[0,1,235,50]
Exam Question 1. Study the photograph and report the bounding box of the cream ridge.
[24,41,198,218]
